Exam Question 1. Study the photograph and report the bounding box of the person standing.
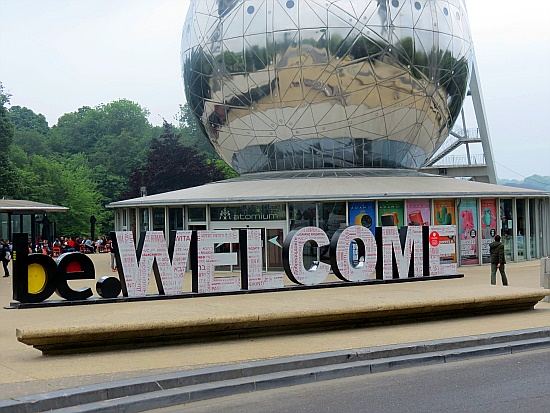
[1,241,10,277]
[109,239,118,272]
[489,234,508,286]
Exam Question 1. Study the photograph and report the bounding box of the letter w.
[114,231,192,297]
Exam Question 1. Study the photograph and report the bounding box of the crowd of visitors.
[31,235,112,257]
[0,235,116,278]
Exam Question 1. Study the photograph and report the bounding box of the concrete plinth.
[15,284,547,355]
[541,257,550,302]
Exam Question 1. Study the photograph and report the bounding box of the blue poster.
[349,201,376,234]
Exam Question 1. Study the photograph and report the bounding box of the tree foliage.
[8,105,49,135]
[1,88,238,237]
[0,82,18,197]
[124,122,227,198]
[178,103,217,157]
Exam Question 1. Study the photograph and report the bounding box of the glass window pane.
[188,207,206,222]
[529,199,538,258]
[289,202,316,230]
[499,199,513,261]
[319,202,347,239]
[152,208,165,232]
[516,199,526,260]
[289,202,318,269]
[140,208,150,232]
[169,208,184,231]
[0,213,8,240]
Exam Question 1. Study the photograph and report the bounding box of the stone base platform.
[15,282,547,355]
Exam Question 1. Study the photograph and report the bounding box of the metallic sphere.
[181,0,473,175]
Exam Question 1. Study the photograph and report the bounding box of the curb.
[2,327,549,413]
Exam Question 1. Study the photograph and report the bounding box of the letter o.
[330,226,377,282]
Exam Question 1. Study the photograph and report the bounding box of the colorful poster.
[405,199,431,226]
[432,200,456,263]
[480,199,497,264]
[458,199,479,265]
[428,225,457,275]
[433,199,456,226]
[349,201,376,234]
[377,200,404,228]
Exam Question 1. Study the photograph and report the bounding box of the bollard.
[541,257,550,303]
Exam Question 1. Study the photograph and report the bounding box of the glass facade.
[516,199,526,260]
[11,215,32,240]
[152,208,165,232]
[188,207,206,222]
[169,208,184,231]
[499,199,514,262]
[112,194,549,270]
[139,208,149,232]
[529,198,540,258]
[289,202,317,230]
[0,213,8,241]
[319,202,347,240]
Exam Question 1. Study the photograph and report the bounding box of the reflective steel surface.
[181,0,473,174]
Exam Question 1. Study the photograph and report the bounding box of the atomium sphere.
[181,0,473,175]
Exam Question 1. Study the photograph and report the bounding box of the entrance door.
[230,227,284,272]
[266,228,284,270]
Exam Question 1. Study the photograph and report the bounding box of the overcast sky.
[1,0,549,179]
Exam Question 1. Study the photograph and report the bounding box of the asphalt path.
[149,348,550,413]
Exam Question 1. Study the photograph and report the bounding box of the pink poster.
[406,199,431,226]
[459,199,478,265]
[480,199,497,264]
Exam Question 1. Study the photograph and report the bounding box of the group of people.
[54,235,111,255]
[28,235,112,257]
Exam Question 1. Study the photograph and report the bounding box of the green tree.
[8,105,52,157]
[178,103,217,157]
[14,153,106,236]
[8,105,49,135]
[55,155,106,237]
[212,158,238,180]
[0,82,18,197]
[49,106,101,154]
[49,99,154,209]
[124,122,227,198]
[49,99,152,158]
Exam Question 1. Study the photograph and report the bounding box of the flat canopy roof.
[0,200,69,213]
[107,169,550,208]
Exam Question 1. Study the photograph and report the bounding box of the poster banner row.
[348,199,499,265]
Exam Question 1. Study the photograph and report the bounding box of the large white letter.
[193,230,241,293]
[283,227,330,285]
[331,225,377,282]
[115,230,191,297]
[380,226,423,280]
[243,229,284,290]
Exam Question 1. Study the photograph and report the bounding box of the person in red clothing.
[65,237,75,252]
[73,237,81,253]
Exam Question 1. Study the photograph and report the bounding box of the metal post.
[469,55,498,184]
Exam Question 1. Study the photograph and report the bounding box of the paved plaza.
[0,253,549,401]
